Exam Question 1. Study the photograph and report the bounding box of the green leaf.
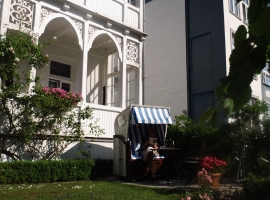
[248,0,260,23]
[220,76,232,93]
[250,47,267,73]
[216,85,224,99]
[227,61,255,96]
[223,98,234,116]
[232,86,252,110]
[199,106,217,124]
[229,41,252,75]
[234,25,247,48]
[249,8,270,36]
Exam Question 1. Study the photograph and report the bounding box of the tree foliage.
[200,0,270,124]
[0,30,104,161]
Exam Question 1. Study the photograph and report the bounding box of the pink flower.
[53,36,57,40]
[14,58,20,62]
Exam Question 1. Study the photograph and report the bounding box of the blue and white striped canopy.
[131,106,173,124]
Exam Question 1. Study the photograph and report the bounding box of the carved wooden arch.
[39,13,83,50]
[88,30,123,62]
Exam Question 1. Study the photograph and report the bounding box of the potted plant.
[200,156,227,189]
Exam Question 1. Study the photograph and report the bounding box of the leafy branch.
[200,0,270,124]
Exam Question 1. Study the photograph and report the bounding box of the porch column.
[28,2,42,92]
[0,0,10,35]
[120,37,127,109]
[137,40,144,105]
[81,21,89,102]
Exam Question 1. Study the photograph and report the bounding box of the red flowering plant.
[201,156,227,174]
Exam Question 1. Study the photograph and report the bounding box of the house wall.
[187,0,227,124]
[144,0,187,120]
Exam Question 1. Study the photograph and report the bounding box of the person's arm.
[142,139,149,150]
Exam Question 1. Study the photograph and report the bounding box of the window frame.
[48,60,73,92]
[229,0,240,18]
[106,51,121,107]
[126,66,136,107]
[127,0,139,8]
[242,0,249,23]
[230,30,235,51]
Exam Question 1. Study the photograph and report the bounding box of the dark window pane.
[62,83,70,92]
[50,61,71,78]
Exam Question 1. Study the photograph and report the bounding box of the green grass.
[0,180,184,200]
[0,178,256,200]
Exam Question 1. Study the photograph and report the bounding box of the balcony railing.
[67,0,141,30]
[81,103,121,138]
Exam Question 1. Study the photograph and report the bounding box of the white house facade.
[0,0,147,159]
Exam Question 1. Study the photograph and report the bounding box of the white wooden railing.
[67,0,141,29]
[81,103,122,138]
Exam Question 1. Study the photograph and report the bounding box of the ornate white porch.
[0,0,146,159]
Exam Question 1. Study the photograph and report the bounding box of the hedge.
[0,159,94,184]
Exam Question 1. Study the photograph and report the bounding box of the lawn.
[0,180,184,200]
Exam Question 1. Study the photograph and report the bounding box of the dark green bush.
[90,159,113,179]
[0,159,94,184]
[243,173,270,199]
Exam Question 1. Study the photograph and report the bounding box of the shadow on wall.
[61,141,114,160]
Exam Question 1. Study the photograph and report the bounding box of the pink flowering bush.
[199,193,214,200]
[41,86,83,107]
[197,168,212,189]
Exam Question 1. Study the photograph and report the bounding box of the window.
[127,0,139,7]
[50,61,70,78]
[229,0,240,17]
[263,64,270,86]
[49,61,72,92]
[267,104,270,117]
[242,0,249,23]
[107,51,120,107]
[263,72,270,86]
[249,97,257,105]
[126,67,136,107]
[231,31,235,50]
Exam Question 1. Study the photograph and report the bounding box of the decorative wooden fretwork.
[72,19,83,38]
[114,35,122,50]
[88,25,98,42]
[126,40,138,63]
[9,0,34,29]
[40,7,55,24]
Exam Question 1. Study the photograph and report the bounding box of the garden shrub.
[90,159,113,179]
[0,159,94,184]
[243,173,270,199]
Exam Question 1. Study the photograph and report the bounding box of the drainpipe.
[185,0,191,118]
[142,0,145,105]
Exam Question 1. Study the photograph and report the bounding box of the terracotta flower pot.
[211,173,222,189]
